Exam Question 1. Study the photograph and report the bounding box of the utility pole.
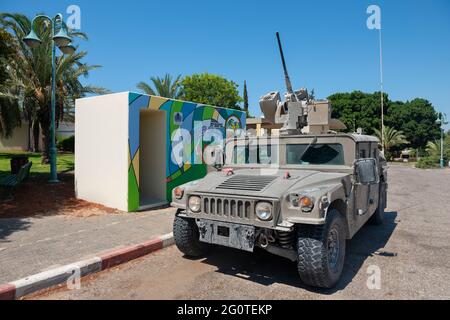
[437,113,448,168]
[378,26,384,153]
[367,5,384,152]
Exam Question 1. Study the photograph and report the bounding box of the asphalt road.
[33,165,450,300]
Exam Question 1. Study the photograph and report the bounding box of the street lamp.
[23,14,76,183]
[436,113,448,169]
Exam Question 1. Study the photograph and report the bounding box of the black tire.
[296,209,346,288]
[173,214,209,258]
[369,183,386,225]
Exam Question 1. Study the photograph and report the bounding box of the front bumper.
[196,219,255,252]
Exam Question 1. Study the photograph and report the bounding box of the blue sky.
[2,0,450,128]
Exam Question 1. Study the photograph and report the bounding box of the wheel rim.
[327,227,340,271]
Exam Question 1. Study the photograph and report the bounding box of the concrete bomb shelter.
[75,92,246,211]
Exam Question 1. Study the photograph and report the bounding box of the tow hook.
[197,220,208,237]
[245,228,254,241]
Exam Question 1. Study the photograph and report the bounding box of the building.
[0,121,74,151]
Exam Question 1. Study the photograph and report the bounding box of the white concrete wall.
[75,92,129,211]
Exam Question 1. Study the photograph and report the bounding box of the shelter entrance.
[139,110,167,210]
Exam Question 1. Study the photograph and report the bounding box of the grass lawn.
[0,151,74,179]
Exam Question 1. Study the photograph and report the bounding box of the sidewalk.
[0,207,175,284]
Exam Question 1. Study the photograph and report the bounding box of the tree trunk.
[41,132,50,164]
[39,111,51,164]
[32,120,40,152]
[27,120,32,152]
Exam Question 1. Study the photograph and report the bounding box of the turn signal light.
[300,197,312,207]
[300,196,314,212]
[174,187,184,199]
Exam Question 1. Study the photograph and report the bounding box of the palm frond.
[137,81,156,95]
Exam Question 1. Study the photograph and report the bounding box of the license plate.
[196,219,255,252]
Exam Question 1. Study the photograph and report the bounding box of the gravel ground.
[32,165,450,300]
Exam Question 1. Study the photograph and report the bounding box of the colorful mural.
[127,93,246,211]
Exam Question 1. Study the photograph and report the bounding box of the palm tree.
[374,126,408,159]
[426,140,441,157]
[0,13,108,161]
[137,74,183,99]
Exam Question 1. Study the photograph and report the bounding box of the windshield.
[286,143,344,165]
[231,144,279,164]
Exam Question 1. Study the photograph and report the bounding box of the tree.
[136,74,183,99]
[0,28,21,138]
[385,98,440,150]
[182,73,242,110]
[373,126,408,160]
[243,80,249,115]
[328,91,440,151]
[0,13,107,161]
[327,91,387,135]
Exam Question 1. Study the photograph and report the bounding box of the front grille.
[216,175,277,192]
[203,196,254,220]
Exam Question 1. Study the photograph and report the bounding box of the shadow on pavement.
[199,211,398,294]
[0,218,31,243]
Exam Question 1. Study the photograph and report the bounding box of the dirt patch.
[0,173,122,219]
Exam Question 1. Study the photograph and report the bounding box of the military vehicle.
[171,32,387,288]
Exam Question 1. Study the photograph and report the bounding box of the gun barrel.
[276,32,294,94]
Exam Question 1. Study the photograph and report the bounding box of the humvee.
[171,33,388,288]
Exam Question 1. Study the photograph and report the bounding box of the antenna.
[276,32,294,95]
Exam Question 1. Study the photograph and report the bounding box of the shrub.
[57,135,75,153]
[415,156,440,169]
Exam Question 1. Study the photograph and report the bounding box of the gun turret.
[276,32,294,98]
[259,32,309,135]
[258,32,346,136]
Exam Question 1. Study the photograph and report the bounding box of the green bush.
[57,135,75,152]
[415,156,440,169]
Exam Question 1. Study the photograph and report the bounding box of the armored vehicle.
[171,33,387,288]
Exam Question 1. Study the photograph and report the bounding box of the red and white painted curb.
[0,232,174,300]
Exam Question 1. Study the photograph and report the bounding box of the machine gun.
[259,32,345,135]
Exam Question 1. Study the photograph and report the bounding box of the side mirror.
[354,158,379,185]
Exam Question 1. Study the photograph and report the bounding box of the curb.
[0,232,174,300]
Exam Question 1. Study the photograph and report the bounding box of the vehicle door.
[353,143,379,229]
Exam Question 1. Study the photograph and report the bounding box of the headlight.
[255,201,273,221]
[173,187,184,199]
[188,196,201,212]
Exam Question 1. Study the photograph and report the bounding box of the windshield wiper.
[297,136,317,164]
